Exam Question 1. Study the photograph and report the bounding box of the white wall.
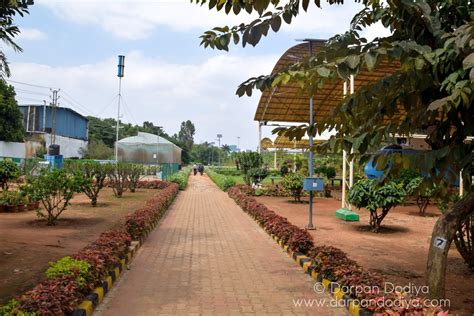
[44,134,87,158]
[0,141,25,158]
[0,135,87,159]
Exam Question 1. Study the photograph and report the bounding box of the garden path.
[96,174,346,315]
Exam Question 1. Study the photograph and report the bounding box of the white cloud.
[40,0,367,40]
[10,51,277,149]
[18,27,47,41]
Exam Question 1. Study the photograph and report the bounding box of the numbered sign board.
[303,177,324,192]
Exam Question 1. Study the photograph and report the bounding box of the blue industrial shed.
[18,105,88,140]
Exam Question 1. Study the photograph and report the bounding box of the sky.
[6,0,389,150]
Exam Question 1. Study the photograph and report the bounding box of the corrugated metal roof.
[254,41,400,123]
[18,104,88,121]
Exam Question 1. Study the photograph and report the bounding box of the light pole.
[209,142,215,166]
[237,136,240,152]
[217,134,222,167]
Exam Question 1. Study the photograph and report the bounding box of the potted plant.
[5,191,18,212]
[0,192,7,212]
[16,194,27,212]
[22,183,40,210]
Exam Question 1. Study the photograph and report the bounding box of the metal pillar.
[341,76,355,209]
[115,78,122,163]
[274,150,277,169]
[258,122,262,154]
[307,95,315,229]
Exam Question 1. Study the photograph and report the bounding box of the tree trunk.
[426,191,474,299]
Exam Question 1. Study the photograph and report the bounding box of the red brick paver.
[96,175,347,315]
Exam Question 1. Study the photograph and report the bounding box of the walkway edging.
[72,209,173,316]
[253,217,372,316]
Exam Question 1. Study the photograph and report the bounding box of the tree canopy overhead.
[0,0,32,78]
[192,0,474,301]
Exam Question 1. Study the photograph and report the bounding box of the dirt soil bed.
[255,196,474,315]
[0,188,156,304]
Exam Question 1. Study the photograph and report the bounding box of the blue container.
[44,155,64,169]
[303,177,324,192]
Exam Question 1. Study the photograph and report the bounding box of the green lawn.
[225,175,282,185]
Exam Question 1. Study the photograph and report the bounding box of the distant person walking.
[198,164,204,176]
[193,163,198,176]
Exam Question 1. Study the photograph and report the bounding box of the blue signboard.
[303,177,324,192]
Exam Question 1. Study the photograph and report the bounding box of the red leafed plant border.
[5,181,179,315]
[227,185,447,315]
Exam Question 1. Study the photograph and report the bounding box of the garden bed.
[0,187,156,305]
[255,195,474,315]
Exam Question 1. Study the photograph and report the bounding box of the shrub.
[207,169,236,191]
[229,185,440,315]
[28,169,81,225]
[46,257,91,288]
[168,166,191,190]
[18,273,83,315]
[66,161,107,206]
[128,164,144,193]
[349,177,421,232]
[238,152,263,185]
[0,180,179,315]
[124,183,179,240]
[247,167,268,185]
[254,184,289,197]
[107,163,130,198]
[227,185,314,255]
[136,180,169,189]
[0,160,19,191]
[282,173,304,202]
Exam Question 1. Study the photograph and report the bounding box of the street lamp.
[209,142,215,166]
[217,134,222,167]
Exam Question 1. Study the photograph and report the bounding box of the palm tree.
[221,144,231,157]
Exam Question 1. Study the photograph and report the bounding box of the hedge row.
[1,181,179,316]
[168,166,192,190]
[227,185,444,315]
[206,169,236,191]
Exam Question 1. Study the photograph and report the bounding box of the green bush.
[0,160,19,191]
[27,169,82,225]
[65,161,107,206]
[0,299,37,316]
[46,256,91,288]
[349,177,421,232]
[169,166,191,190]
[207,169,236,191]
[282,173,304,202]
[238,152,263,185]
[247,167,268,185]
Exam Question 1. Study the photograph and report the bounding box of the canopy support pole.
[274,150,277,169]
[341,76,355,210]
[307,95,315,229]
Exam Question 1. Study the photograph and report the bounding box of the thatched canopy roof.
[254,40,399,123]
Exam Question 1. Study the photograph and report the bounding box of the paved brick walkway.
[96,175,347,315]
